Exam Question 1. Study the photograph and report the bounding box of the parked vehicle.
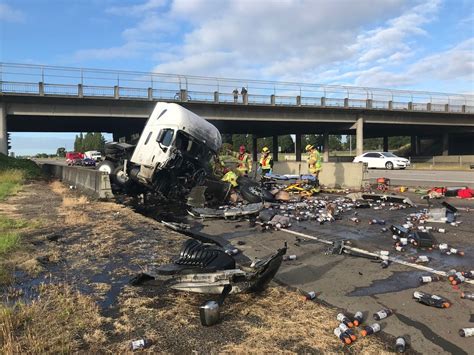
[97,102,222,198]
[353,152,410,169]
[84,150,102,162]
[66,152,84,166]
[81,158,97,167]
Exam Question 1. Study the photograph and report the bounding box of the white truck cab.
[100,102,222,198]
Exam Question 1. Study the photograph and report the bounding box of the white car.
[353,152,410,169]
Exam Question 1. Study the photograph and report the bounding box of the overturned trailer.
[98,103,223,198]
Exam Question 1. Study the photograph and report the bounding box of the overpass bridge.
[1,63,473,159]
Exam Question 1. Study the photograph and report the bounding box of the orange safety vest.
[237,153,251,173]
[259,155,273,169]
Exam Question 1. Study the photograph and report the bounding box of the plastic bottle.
[338,323,357,341]
[130,338,152,351]
[350,217,360,223]
[413,255,430,264]
[395,245,405,252]
[283,255,297,261]
[304,291,317,300]
[334,327,352,344]
[381,227,388,232]
[459,328,474,337]
[395,337,406,353]
[451,272,466,285]
[462,270,474,279]
[381,260,390,268]
[336,313,354,328]
[448,248,464,256]
[361,323,381,336]
[373,308,393,320]
[413,291,451,308]
[353,311,364,327]
[460,292,474,300]
[419,275,440,284]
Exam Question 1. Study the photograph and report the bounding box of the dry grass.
[0,284,105,354]
[0,170,24,201]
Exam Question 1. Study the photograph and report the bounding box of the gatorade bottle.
[336,313,354,328]
[361,323,381,336]
[283,255,297,261]
[462,270,474,279]
[395,337,406,353]
[353,311,364,327]
[334,327,352,344]
[130,338,152,351]
[419,275,441,284]
[459,328,474,337]
[451,272,466,285]
[373,308,393,320]
[448,248,464,256]
[460,292,474,300]
[413,291,451,308]
[338,323,357,341]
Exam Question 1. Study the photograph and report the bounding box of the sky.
[1,0,473,155]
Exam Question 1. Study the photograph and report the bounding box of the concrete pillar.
[383,136,388,152]
[0,103,7,155]
[78,84,83,98]
[114,85,119,99]
[148,87,153,101]
[323,133,329,162]
[213,91,219,103]
[272,135,279,161]
[180,89,188,102]
[271,94,275,106]
[356,115,364,157]
[295,133,302,162]
[442,133,449,156]
[411,136,420,156]
[252,135,258,162]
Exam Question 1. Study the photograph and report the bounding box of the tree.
[328,135,342,151]
[302,134,323,152]
[74,132,106,152]
[74,133,84,152]
[278,135,294,153]
[56,147,66,157]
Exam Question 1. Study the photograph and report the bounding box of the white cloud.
[106,0,167,16]
[72,41,153,61]
[0,3,25,22]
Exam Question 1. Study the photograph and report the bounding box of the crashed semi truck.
[97,102,222,198]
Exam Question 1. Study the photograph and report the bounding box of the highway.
[365,169,474,187]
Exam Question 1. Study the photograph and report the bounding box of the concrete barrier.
[270,161,365,188]
[41,163,114,199]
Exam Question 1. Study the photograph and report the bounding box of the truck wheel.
[113,165,130,186]
[97,160,115,174]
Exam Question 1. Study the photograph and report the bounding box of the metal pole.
[349,135,352,156]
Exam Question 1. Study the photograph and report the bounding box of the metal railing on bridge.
[0,62,473,114]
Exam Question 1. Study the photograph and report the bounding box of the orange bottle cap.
[361,330,367,337]
[344,338,352,345]
[347,322,354,328]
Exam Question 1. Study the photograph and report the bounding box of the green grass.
[0,231,21,254]
[0,215,28,230]
[0,153,42,179]
[0,170,24,200]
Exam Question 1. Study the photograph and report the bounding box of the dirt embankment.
[0,180,390,353]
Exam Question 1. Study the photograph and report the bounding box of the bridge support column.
[411,136,420,156]
[356,115,364,157]
[442,133,449,156]
[383,136,388,152]
[252,135,258,162]
[272,135,279,161]
[295,134,302,162]
[323,133,329,162]
[0,103,7,155]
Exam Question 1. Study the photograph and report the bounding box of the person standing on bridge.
[228,145,252,176]
[305,144,322,178]
[233,88,239,103]
[259,146,274,177]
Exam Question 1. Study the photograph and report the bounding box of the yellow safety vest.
[237,153,252,175]
[308,150,322,173]
[259,155,273,169]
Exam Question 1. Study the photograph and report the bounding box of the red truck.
[66,152,84,166]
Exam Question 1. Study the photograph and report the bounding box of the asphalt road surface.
[366,169,474,187]
[193,194,474,354]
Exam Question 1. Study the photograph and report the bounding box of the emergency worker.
[259,146,273,177]
[228,145,252,176]
[305,144,322,178]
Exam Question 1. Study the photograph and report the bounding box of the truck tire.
[113,165,130,186]
[97,160,115,175]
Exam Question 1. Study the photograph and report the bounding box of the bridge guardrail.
[0,62,473,114]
